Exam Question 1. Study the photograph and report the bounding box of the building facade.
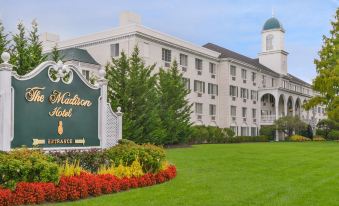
[42,12,326,140]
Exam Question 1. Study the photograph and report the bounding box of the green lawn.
[48,142,339,206]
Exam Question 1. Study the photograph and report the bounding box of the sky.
[0,0,337,83]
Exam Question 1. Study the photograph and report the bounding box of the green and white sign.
[0,53,122,151]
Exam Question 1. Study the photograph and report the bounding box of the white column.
[0,52,13,151]
[97,67,108,149]
[116,107,123,140]
[275,95,279,141]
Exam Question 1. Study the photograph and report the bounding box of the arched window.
[266,34,273,50]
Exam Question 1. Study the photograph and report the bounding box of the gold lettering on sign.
[49,90,92,107]
[25,87,45,103]
[49,107,73,118]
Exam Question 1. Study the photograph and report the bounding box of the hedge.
[0,166,176,205]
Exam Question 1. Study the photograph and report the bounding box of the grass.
[48,142,339,206]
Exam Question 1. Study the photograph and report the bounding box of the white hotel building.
[42,12,325,140]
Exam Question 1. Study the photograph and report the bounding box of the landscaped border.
[0,165,176,206]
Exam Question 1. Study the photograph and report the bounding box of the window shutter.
[203,82,205,93]
[194,80,197,92]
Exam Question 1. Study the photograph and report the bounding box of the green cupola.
[263,17,283,31]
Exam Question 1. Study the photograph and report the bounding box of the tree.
[106,47,165,144]
[51,44,64,62]
[106,52,129,111]
[10,21,30,75]
[0,20,10,63]
[304,8,339,122]
[28,19,46,68]
[157,60,192,144]
[316,118,339,138]
[274,116,307,137]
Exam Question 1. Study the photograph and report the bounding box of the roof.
[287,73,311,87]
[47,48,100,65]
[263,17,283,31]
[203,43,279,76]
[203,43,312,87]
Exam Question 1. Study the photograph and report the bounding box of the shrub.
[105,143,166,173]
[328,130,339,140]
[50,149,108,173]
[59,160,87,177]
[287,135,311,142]
[0,149,59,189]
[118,139,138,146]
[260,125,276,140]
[299,124,314,139]
[312,135,326,141]
[97,159,144,178]
[0,165,177,205]
[189,126,236,144]
[189,126,209,144]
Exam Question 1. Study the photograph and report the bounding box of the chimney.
[41,32,60,44]
[119,11,141,26]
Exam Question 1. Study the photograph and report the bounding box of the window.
[241,69,247,79]
[180,54,188,66]
[162,48,171,62]
[195,103,203,114]
[208,83,218,95]
[250,90,258,100]
[209,104,216,116]
[230,85,238,97]
[318,107,321,113]
[182,78,190,90]
[230,65,236,76]
[241,127,249,136]
[252,109,256,118]
[195,58,202,70]
[251,127,257,136]
[194,80,205,93]
[110,43,119,57]
[82,70,90,80]
[251,72,256,82]
[266,34,273,50]
[272,78,275,87]
[240,88,249,99]
[262,75,266,87]
[231,106,237,117]
[242,107,247,118]
[209,63,216,74]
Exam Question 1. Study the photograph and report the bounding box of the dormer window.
[266,34,273,51]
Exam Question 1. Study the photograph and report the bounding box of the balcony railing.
[261,115,276,124]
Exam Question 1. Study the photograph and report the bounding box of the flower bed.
[0,165,176,206]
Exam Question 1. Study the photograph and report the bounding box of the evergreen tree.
[28,19,46,68]
[51,44,64,62]
[157,60,192,144]
[0,20,10,63]
[106,52,129,111]
[10,21,30,75]
[304,8,339,122]
[106,47,165,144]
